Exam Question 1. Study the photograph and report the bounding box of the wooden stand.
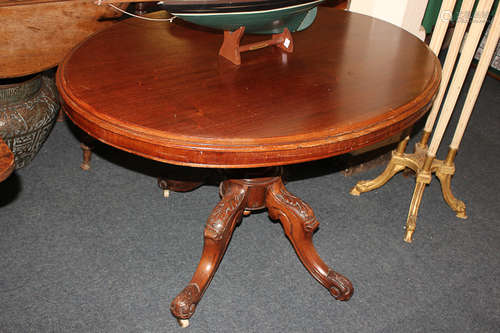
[351,0,500,242]
[219,27,294,65]
[169,167,353,327]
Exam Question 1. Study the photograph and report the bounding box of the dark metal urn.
[0,71,59,169]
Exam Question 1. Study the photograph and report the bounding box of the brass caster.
[80,162,90,171]
[177,319,189,328]
[456,210,467,219]
[243,210,251,216]
[349,186,361,196]
[403,231,413,243]
[163,189,170,198]
[452,199,467,219]
[404,216,416,243]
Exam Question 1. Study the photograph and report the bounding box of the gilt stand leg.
[266,178,353,300]
[405,181,426,243]
[350,136,409,196]
[170,181,247,327]
[436,148,467,219]
[404,155,433,243]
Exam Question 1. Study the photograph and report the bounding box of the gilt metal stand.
[350,136,466,242]
[350,0,500,242]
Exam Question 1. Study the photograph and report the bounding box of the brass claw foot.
[350,136,411,196]
[350,161,406,196]
[266,179,354,301]
[436,172,467,219]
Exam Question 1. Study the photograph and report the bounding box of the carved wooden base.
[171,168,353,326]
[350,136,466,243]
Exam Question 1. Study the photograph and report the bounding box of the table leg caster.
[177,319,189,328]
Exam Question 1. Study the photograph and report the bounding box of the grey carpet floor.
[0,71,499,332]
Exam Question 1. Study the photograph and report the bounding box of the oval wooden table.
[56,7,440,327]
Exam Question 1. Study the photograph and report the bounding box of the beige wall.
[348,0,429,40]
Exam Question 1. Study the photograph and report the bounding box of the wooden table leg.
[170,168,353,326]
[266,178,353,300]
[79,133,94,171]
[170,181,247,327]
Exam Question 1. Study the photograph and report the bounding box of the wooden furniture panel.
[0,0,125,78]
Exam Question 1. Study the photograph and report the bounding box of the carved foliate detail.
[270,182,319,232]
[170,283,201,319]
[326,270,354,301]
[205,185,246,240]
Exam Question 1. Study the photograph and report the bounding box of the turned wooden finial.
[218,27,294,65]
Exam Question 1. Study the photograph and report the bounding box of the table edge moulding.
[56,12,441,169]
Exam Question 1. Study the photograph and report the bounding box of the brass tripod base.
[350,138,466,243]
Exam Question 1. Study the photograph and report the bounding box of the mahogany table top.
[57,7,440,168]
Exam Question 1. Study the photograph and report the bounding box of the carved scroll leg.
[350,136,410,196]
[266,179,353,301]
[170,181,247,327]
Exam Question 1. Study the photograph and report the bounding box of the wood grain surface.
[0,1,125,78]
[0,138,14,182]
[57,7,441,168]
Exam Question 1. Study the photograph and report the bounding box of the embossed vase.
[0,71,59,169]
